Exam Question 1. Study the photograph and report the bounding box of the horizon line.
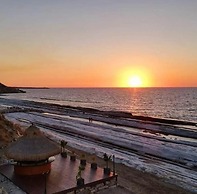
[16,86,197,89]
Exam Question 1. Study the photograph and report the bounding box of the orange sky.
[0,1,197,88]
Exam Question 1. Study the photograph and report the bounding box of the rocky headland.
[0,83,25,94]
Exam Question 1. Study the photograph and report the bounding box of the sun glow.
[128,75,142,87]
[118,67,152,88]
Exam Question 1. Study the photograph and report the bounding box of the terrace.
[0,154,117,194]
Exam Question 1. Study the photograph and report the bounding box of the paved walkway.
[0,173,26,194]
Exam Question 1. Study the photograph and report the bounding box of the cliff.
[0,83,25,94]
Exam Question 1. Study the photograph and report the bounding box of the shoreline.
[1,97,196,126]
[0,98,197,193]
[1,98,196,141]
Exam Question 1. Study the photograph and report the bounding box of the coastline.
[1,97,196,126]
[0,97,197,193]
[1,87,196,123]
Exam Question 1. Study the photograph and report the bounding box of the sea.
[2,87,197,122]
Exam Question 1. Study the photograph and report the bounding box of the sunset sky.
[0,0,197,87]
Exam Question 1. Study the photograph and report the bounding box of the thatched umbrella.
[6,124,61,162]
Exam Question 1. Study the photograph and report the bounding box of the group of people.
[88,117,93,123]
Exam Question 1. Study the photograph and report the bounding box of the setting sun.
[128,76,142,87]
[118,67,152,88]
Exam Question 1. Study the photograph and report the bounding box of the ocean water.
[2,87,197,122]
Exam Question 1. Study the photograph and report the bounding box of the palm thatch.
[6,125,61,161]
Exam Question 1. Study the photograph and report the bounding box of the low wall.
[14,162,51,176]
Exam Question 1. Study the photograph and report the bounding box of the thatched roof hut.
[6,125,61,161]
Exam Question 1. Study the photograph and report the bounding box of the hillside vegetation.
[0,114,22,148]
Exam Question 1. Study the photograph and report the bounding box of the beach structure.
[5,124,61,175]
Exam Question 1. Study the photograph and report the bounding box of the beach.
[0,90,197,193]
